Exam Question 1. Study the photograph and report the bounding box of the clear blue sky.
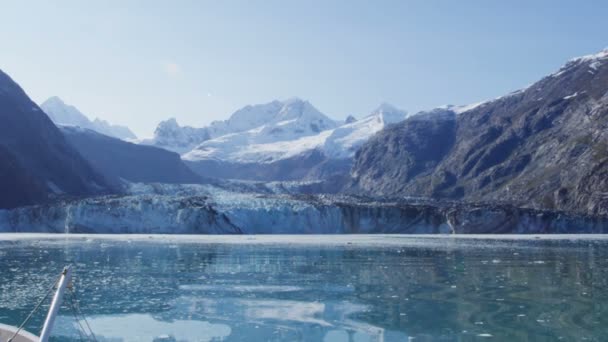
[0,0,606,137]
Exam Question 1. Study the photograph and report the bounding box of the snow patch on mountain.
[438,101,487,115]
[551,47,608,77]
[183,103,407,163]
[139,118,211,154]
[322,103,408,159]
[40,97,137,140]
[570,47,608,63]
[142,98,336,154]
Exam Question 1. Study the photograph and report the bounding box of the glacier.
[0,183,606,234]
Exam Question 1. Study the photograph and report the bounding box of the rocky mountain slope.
[60,126,202,185]
[0,145,48,208]
[183,102,407,181]
[349,48,608,216]
[41,96,137,140]
[0,70,117,209]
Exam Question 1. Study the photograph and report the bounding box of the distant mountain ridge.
[41,96,137,140]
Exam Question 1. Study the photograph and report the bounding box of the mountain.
[41,96,137,140]
[349,48,608,216]
[0,145,48,209]
[142,118,211,154]
[59,126,202,185]
[184,98,338,161]
[143,98,337,154]
[0,70,116,209]
[183,102,407,181]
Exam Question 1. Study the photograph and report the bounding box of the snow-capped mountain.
[184,102,406,164]
[322,103,408,159]
[143,98,338,154]
[182,99,338,161]
[141,118,211,154]
[182,103,407,181]
[41,96,137,140]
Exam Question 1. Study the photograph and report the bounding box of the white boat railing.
[1,265,91,342]
[38,266,72,342]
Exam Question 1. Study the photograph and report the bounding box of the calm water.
[0,235,607,341]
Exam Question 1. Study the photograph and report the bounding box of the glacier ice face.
[1,183,607,234]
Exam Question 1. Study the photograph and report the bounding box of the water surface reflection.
[0,236,606,341]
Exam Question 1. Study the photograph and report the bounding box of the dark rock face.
[0,145,48,208]
[0,69,116,209]
[60,126,202,185]
[349,51,608,215]
[351,109,457,197]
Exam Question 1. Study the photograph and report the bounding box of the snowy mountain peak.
[147,118,210,154]
[44,96,66,106]
[374,102,399,112]
[41,96,91,128]
[152,118,181,141]
[345,115,357,124]
[156,117,180,131]
[147,98,339,155]
[282,97,305,105]
[40,97,137,140]
[438,102,487,115]
[369,103,408,124]
[216,100,284,134]
[569,47,608,63]
[275,99,335,128]
[184,101,409,165]
[552,47,608,77]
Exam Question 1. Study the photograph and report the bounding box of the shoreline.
[2,233,607,245]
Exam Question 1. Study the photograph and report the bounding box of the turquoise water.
[0,235,607,341]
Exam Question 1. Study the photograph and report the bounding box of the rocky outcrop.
[349,49,608,215]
